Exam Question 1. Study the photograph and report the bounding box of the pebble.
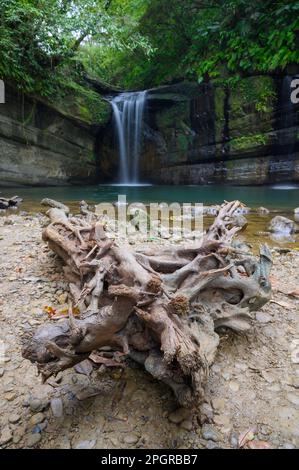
[0,367,4,377]
[73,439,96,449]
[199,402,214,422]
[50,397,64,418]
[0,427,13,445]
[256,312,272,323]
[123,433,140,445]
[280,443,296,449]
[230,432,239,448]
[26,433,42,447]
[4,391,17,401]
[13,428,25,444]
[213,414,231,430]
[29,412,45,426]
[228,381,240,392]
[180,419,193,431]
[201,424,221,442]
[205,440,219,449]
[211,398,225,411]
[168,407,190,424]
[29,398,49,412]
[9,413,21,424]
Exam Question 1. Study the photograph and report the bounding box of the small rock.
[268,216,298,235]
[0,367,4,377]
[9,414,21,424]
[261,370,275,383]
[256,312,272,323]
[0,427,13,445]
[74,439,96,449]
[4,391,17,401]
[257,207,270,215]
[280,442,295,449]
[123,433,140,445]
[26,433,42,447]
[13,428,25,444]
[29,397,49,412]
[199,402,214,422]
[232,214,247,229]
[205,440,219,449]
[50,397,63,418]
[180,419,193,431]
[221,371,231,381]
[29,413,45,427]
[201,424,221,442]
[213,414,231,432]
[211,397,225,411]
[230,432,239,448]
[168,407,191,424]
[229,381,240,392]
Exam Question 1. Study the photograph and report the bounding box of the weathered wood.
[22,200,272,406]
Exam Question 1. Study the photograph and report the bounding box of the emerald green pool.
[2,184,299,211]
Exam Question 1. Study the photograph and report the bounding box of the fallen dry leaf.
[43,305,57,318]
[43,305,79,318]
[246,440,272,449]
[238,427,257,448]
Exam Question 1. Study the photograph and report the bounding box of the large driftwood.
[22,201,272,406]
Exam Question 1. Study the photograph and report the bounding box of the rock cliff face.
[0,85,110,187]
[100,74,299,185]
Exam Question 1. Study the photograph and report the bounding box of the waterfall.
[111,91,147,184]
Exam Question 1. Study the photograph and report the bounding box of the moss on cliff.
[45,80,111,127]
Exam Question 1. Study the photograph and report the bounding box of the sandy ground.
[0,213,298,449]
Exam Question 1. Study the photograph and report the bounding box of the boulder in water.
[267,216,298,234]
[257,207,270,215]
[231,214,248,229]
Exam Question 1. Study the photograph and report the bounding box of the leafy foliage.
[0,0,298,94]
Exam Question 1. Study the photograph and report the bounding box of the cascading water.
[111,91,147,184]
